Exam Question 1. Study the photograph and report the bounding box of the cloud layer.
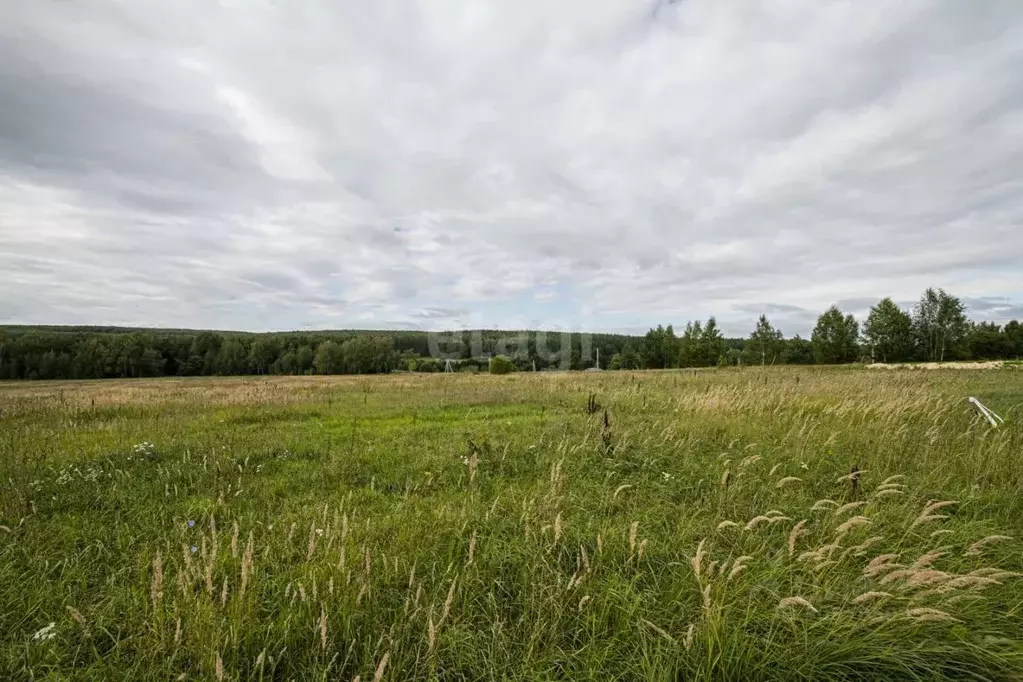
[2,0,1022,336]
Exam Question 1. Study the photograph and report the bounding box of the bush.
[489,355,516,374]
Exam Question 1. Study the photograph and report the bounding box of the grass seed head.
[853,591,893,604]
[966,535,1013,556]
[788,520,807,556]
[778,596,817,613]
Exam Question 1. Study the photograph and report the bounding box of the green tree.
[314,341,345,374]
[967,322,1014,360]
[278,351,298,374]
[812,306,859,364]
[678,321,703,367]
[619,342,640,370]
[912,288,968,362]
[216,339,249,375]
[296,345,314,374]
[749,315,784,365]
[1005,320,1023,358]
[862,298,913,363]
[248,337,280,374]
[701,317,727,366]
[783,336,815,364]
[642,325,678,369]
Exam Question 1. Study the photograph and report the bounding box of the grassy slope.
[1,368,1022,680]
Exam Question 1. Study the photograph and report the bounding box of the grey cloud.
[1,1,1022,335]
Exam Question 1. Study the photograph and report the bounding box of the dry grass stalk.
[911,514,949,529]
[811,499,839,511]
[216,652,224,681]
[629,522,639,557]
[320,604,328,650]
[902,570,952,590]
[210,526,219,568]
[240,531,254,598]
[641,619,675,643]
[853,591,893,604]
[768,463,782,476]
[717,520,739,531]
[720,469,731,489]
[373,652,390,682]
[873,489,903,499]
[174,616,181,646]
[921,500,958,516]
[151,552,164,607]
[880,475,905,486]
[691,539,706,579]
[577,595,591,612]
[683,623,695,651]
[745,516,772,531]
[966,535,1013,556]
[554,514,563,544]
[837,470,868,483]
[220,577,228,607]
[912,548,951,569]
[797,550,820,563]
[879,569,917,585]
[638,539,648,561]
[467,530,477,565]
[702,584,712,613]
[612,484,632,500]
[231,522,239,558]
[427,616,436,651]
[835,516,870,536]
[862,554,902,578]
[936,576,1002,593]
[307,522,318,560]
[905,607,959,623]
[728,556,751,580]
[834,501,867,516]
[778,596,817,613]
[788,520,807,556]
[441,577,457,624]
[580,545,590,573]
[776,477,802,488]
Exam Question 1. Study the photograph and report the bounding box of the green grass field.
[2,368,1022,680]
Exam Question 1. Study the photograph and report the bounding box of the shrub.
[489,355,516,374]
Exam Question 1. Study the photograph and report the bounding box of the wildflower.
[32,623,57,642]
[187,520,196,528]
[190,545,198,554]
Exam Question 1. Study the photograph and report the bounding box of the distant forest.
[1,288,1020,380]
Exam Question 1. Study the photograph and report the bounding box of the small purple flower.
[190,545,198,554]
[187,520,195,528]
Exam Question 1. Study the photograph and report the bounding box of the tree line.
[612,288,1022,370]
[0,327,635,380]
[1,288,1019,380]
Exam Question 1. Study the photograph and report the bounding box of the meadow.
[1,367,1022,681]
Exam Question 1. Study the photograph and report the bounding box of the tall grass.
[1,367,1021,679]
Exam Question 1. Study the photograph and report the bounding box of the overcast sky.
[2,1,1022,337]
